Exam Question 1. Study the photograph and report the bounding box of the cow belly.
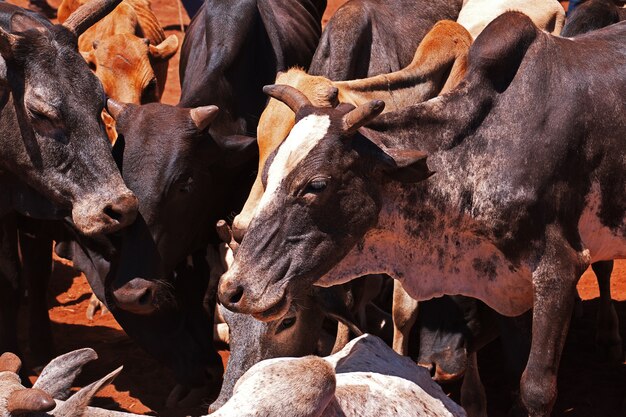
[397,249,534,317]
[318,233,534,317]
[579,184,626,262]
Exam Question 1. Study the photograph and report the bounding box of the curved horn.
[7,389,55,415]
[263,84,312,114]
[63,0,122,37]
[106,98,127,120]
[0,352,21,373]
[190,105,219,131]
[342,100,385,133]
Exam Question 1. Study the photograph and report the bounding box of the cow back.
[309,0,464,80]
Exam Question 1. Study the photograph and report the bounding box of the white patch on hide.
[256,114,331,215]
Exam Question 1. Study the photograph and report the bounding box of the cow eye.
[277,316,296,332]
[28,108,50,121]
[304,178,328,194]
[179,177,194,193]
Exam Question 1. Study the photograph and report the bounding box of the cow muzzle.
[72,188,138,236]
[218,272,291,322]
[111,277,158,315]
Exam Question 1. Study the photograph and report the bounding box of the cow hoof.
[86,294,109,321]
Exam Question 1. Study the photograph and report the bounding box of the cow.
[57,0,178,105]
[456,0,565,39]
[212,335,467,417]
[55,101,256,404]
[53,0,326,404]
[560,0,626,364]
[232,19,472,240]
[209,277,375,412]
[0,0,138,362]
[218,12,626,417]
[562,0,626,36]
[308,0,463,80]
[57,0,178,141]
[0,0,137,236]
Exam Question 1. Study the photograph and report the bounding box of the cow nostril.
[104,204,123,222]
[229,286,244,304]
[138,288,153,306]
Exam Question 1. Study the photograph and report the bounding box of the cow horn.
[263,84,312,114]
[63,0,122,37]
[106,98,127,120]
[7,389,56,415]
[0,352,21,373]
[190,105,219,131]
[342,100,385,133]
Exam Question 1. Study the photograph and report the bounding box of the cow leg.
[591,260,623,362]
[460,351,487,417]
[19,225,55,366]
[0,214,21,356]
[392,280,419,355]
[520,236,586,417]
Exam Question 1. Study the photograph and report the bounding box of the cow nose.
[102,192,138,229]
[72,190,138,236]
[112,278,157,314]
[219,277,245,308]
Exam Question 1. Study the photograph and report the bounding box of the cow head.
[210,285,360,412]
[106,100,256,314]
[218,84,431,320]
[0,0,138,236]
[82,33,178,104]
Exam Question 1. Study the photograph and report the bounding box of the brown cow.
[232,20,471,240]
[58,0,178,139]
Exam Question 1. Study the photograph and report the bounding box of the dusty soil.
[8,0,626,416]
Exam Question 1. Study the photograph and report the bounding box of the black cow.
[0,1,137,235]
[219,13,626,417]
[309,0,463,80]
[0,0,137,361]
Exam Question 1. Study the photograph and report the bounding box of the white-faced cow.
[219,13,626,417]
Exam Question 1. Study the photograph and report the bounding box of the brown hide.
[58,0,178,140]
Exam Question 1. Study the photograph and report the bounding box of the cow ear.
[149,34,179,60]
[0,28,18,60]
[190,105,218,132]
[213,134,257,153]
[81,48,96,67]
[10,11,46,33]
[469,12,537,92]
[354,130,433,184]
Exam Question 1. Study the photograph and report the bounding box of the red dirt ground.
[8,0,626,416]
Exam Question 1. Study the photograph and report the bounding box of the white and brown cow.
[219,12,626,417]
[212,335,467,417]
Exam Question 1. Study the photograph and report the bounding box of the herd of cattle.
[0,0,625,416]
